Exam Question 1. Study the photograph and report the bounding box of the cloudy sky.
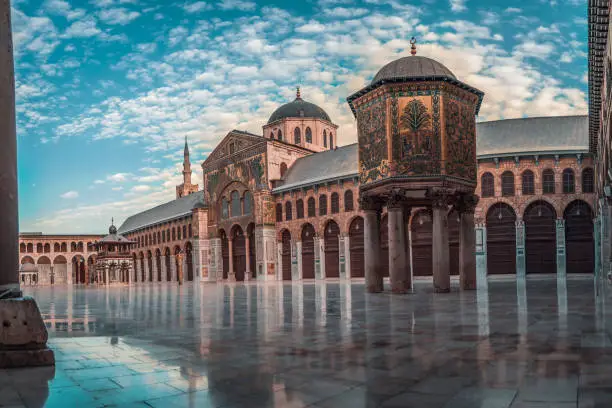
[14,0,587,234]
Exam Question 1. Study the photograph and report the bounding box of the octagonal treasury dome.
[371,56,456,84]
[267,90,331,124]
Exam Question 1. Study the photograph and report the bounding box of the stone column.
[362,197,383,293]
[245,235,251,281]
[143,259,150,284]
[67,261,73,285]
[295,241,302,280]
[255,226,276,281]
[170,255,177,282]
[432,195,450,293]
[135,261,141,283]
[594,217,601,279]
[387,196,409,293]
[556,218,566,281]
[228,238,235,281]
[315,236,324,280]
[105,265,110,285]
[160,255,167,282]
[458,195,477,291]
[474,223,488,290]
[276,242,283,281]
[210,237,223,282]
[342,235,351,280]
[84,264,89,286]
[516,221,526,278]
[600,198,611,278]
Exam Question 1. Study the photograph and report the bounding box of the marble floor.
[3,276,612,407]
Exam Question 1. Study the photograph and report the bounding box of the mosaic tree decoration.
[357,101,388,184]
[444,98,476,182]
[396,98,436,175]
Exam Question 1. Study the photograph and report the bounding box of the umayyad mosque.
[19,46,598,292]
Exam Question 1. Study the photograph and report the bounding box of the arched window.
[294,127,301,144]
[319,195,328,216]
[276,203,283,222]
[280,163,288,178]
[231,191,241,217]
[243,191,253,215]
[331,192,339,214]
[172,227,176,241]
[182,225,187,239]
[305,127,312,143]
[27,243,33,252]
[157,231,161,243]
[522,170,535,195]
[153,233,156,245]
[323,130,327,147]
[166,229,170,242]
[19,243,25,253]
[188,224,192,237]
[344,190,354,211]
[481,172,494,198]
[582,168,594,193]
[222,198,229,219]
[501,171,515,197]
[285,202,293,221]
[563,168,575,193]
[296,199,304,219]
[542,169,555,194]
[178,227,182,240]
[307,197,316,217]
[329,133,334,149]
[277,129,282,141]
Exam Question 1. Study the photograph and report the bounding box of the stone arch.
[281,229,292,281]
[72,254,86,284]
[19,243,26,253]
[37,256,51,264]
[524,200,557,274]
[53,255,67,264]
[301,223,316,279]
[21,256,35,264]
[480,198,518,221]
[43,243,51,253]
[411,210,432,276]
[486,202,517,275]
[564,200,594,274]
[53,242,60,252]
[164,247,171,281]
[53,255,67,285]
[519,196,561,221]
[349,216,364,278]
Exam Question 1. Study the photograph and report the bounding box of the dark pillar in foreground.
[0,0,54,368]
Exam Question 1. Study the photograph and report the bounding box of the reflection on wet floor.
[3,276,612,407]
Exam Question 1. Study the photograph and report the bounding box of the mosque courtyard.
[0,277,609,407]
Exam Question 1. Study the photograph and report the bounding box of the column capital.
[454,193,479,214]
[428,188,453,210]
[359,194,384,212]
[386,188,409,210]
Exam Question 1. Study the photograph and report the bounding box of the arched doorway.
[564,200,594,274]
[147,251,153,282]
[231,226,246,281]
[380,214,389,277]
[448,210,460,276]
[37,256,51,285]
[72,255,86,284]
[87,256,96,284]
[524,201,557,274]
[139,252,145,282]
[164,248,171,281]
[281,230,292,281]
[185,242,194,281]
[486,203,517,275]
[220,230,229,280]
[349,217,364,278]
[411,210,432,276]
[324,220,340,278]
[155,249,162,282]
[301,224,315,279]
[247,223,256,280]
[53,255,67,284]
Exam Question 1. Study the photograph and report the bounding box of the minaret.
[176,137,199,199]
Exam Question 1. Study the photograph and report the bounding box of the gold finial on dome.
[410,37,417,56]
[296,86,301,99]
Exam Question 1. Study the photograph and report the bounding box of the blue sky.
[13,0,587,233]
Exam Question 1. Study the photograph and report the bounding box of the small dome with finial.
[371,37,456,85]
[267,87,331,124]
[109,218,117,235]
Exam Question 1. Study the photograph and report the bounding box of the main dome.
[267,95,331,124]
[371,56,456,84]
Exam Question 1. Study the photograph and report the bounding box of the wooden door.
[282,230,292,280]
[233,233,246,281]
[349,217,365,278]
[486,203,517,275]
[411,210,432,276]
[302,224,315,279]
[525,201,556,274]
[324,221,340,278]
[565,201,594,274]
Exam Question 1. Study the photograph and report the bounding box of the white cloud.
[60,191,79,199]
[107,173,132,182]
[131,185,151,192]
[218,0,256,11]
[98,8,141,25]
[94,179,105,184]
[63,16,102,38]
[450,0,467,12]
[183,1,211,13]
[323,7,369,18]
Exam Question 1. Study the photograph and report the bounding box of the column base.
[391,283,410,294]
[366,283,383,293]
[461,282,477,291]
[0,297,55,368]
[433,287,451,294]
[228,273,236,282]
[244,272,251,282]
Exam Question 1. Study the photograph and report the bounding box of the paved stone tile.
[1,277,610,408]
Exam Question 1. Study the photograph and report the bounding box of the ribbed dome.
[267,96,331,124]
[109,224,117,235]
[372,56,456,84]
